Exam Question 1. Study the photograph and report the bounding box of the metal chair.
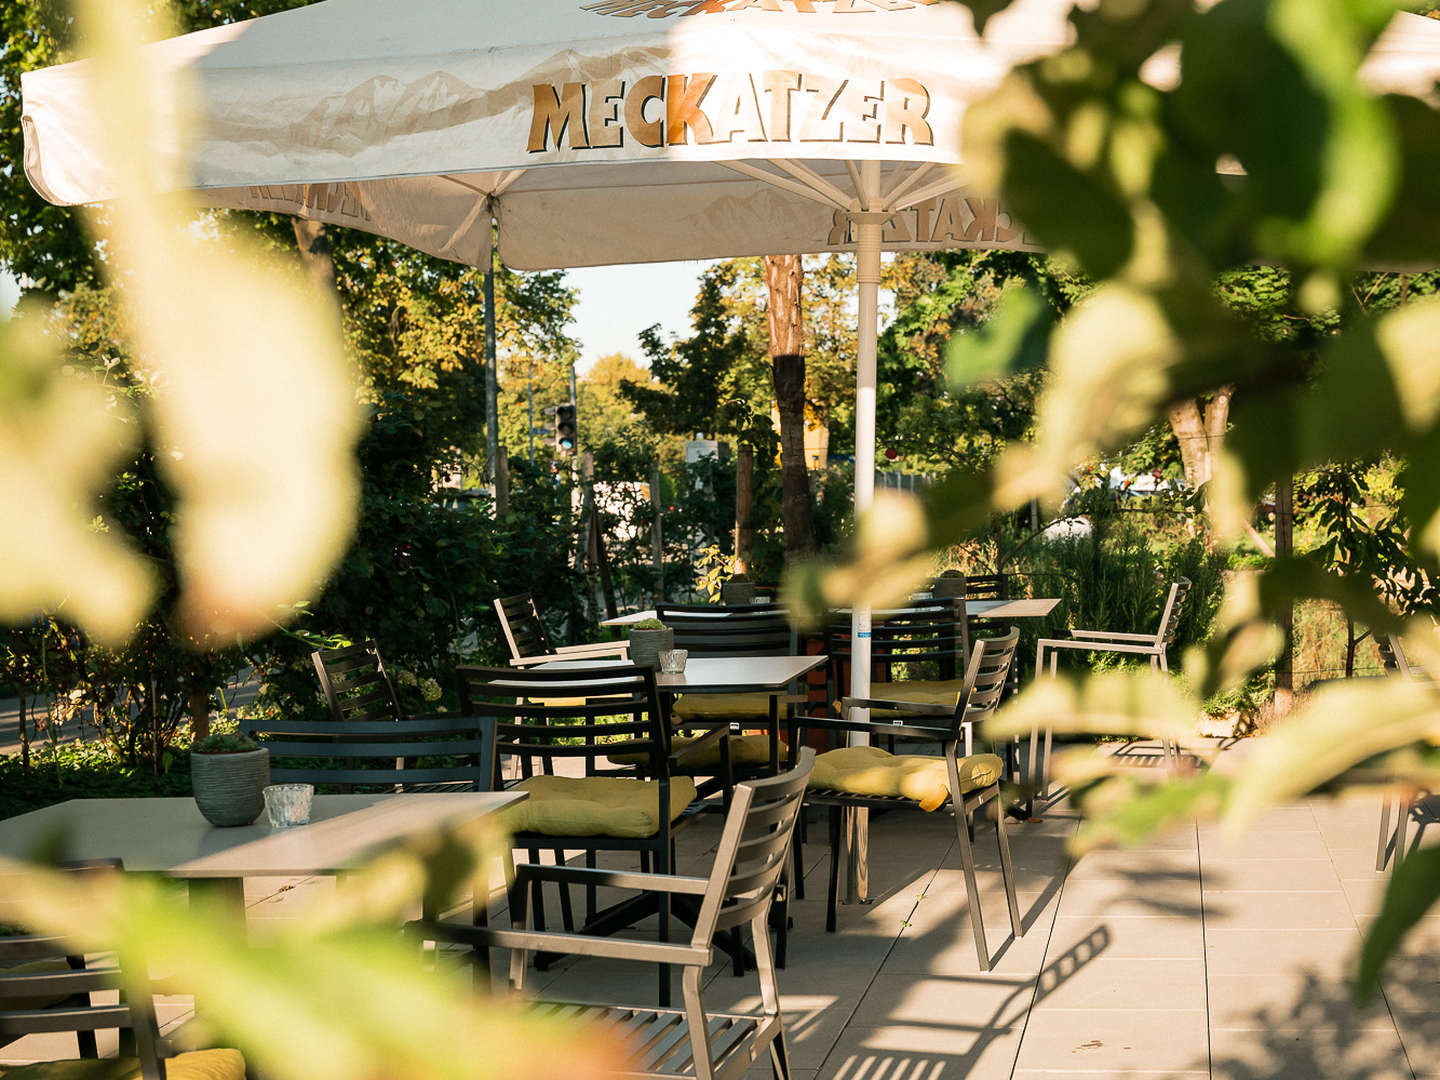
[0,864,246,1080]
[795,630,1023,972]
[822,598,971,725]
[494,592,629,666]
[419,750,815,1080]
[655,605,803,776]
[457,663,723,1006]
[1376,634,1436,870]
[1031,578,1192,800]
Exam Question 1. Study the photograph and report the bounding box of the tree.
[764,255,817,558]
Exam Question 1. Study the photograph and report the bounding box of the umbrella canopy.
[21,0,1079,268]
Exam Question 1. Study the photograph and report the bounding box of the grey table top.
[602,597,1060,627]
[524,654,827,693]
[0,792,527,879]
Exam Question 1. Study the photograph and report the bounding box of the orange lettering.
[667,73,717,145]
[626,75,666,147]
[529,83,589,152]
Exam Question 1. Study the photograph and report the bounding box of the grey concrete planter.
[192,748,270,827]
[628,627,674,668]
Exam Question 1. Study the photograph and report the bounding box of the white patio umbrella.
[22,0,1440,894]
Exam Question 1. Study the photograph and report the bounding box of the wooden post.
[765,254,818,558]
[1274,473,1295,717]
[735,442,754,574]
[651,463,665,604]
[579,452,603,624]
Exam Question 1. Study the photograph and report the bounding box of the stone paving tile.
[1013,1007,1209,1073]
[1056,874,1203,919]
[821,1021,1027,1080]
[1199,828,1332,862]
[1203,889,1355,930]
[1029,956,1206,1012]
[1204,928,1362,979]
[1047,914,1204,959]
[1208,1025,1412,1080]
[1064,847,1199,880]
[1206,972,1394,1030]
[1201,857,1345,892]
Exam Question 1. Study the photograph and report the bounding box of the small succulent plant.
[192,732,261,754]
[633,618,669,630]
[938,569,965,578]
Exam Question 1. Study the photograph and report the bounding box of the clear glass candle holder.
[263,783,313,828]
[658,649,688,674]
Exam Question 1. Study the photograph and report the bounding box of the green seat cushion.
[672,692,776,721]
[0,958,72,1011]
[809,747,1003,811]
[869,679,966,715]
[605,732,779,770]
[503,775,699,839]
[0,1050,245,1080]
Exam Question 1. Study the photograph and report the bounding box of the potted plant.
[191,732,269,827]
[628,618,674,668]
[932,568,967,599]
[720,572,757,606]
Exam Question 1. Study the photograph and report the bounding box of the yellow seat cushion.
[809,747,1003,812]
[0,1050,245,1080]
[604,732,780,770]
[502,775,698,839]
[868,680,966,715]
[672,692,776,721]
[0,958,72,1011]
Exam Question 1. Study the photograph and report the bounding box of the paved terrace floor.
[6,740,1440,1078]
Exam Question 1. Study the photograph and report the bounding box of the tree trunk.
[765,254,817,558]
[291,219,338,296]
[1166,387,1234,490]
[188,679,211,744]
[1274,474,1295,718]
[735,442,754,574]
[17,690,29,778]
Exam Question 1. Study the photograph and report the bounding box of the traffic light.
[555,402,578,455]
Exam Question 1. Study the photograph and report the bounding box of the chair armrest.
[514,863,710,896]
[415,922,712,967]
[790,714,957,743]
[1038,638,1161,657]
[668,725,727,768]
[843,696,955,719]
[1069,629,1160,643]
[556,641,631,659]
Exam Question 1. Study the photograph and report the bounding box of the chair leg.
[826,805,842,933]
[1396,798,1411,870]
[585,850,597,921]
[993,790,1023,938]
[526,847,548,933]
[1378,794,1396,871]
[792,811,807,902]
[770,1027,793,1080]
[657,840,673,1008]
[680,965,713,1080]
[554,850,576,933]
[954,796,991,972]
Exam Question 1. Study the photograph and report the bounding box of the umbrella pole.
[846,204,885,904]
[484,217,501,497]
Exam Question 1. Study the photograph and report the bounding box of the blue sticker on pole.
[857,631,871,639]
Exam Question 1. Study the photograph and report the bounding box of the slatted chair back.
[494,593,555,663]
[1380,634,1437,684]
[688,748,814,945]
[457,664,672,780]
[966,574,1010,602]
[962,628,1020,727]
[826,598,970,683]
[656,604,795,658]
[240,714,496,792]
[0,861,169,1079]
[1157,578,1193,646]
[312,640,403,725]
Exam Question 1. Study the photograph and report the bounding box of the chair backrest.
[0,862,168,1079]
[655,605,795,658]
[494,593,555,662]
[1156,579,1193,645]
[826,598,970,683]
[689,748,815,946]
[457,664,671,779]
[241,713,496,792]
[962,628,1021,726]
[1380,634,1434,684]
[312,640,404,725]
[966,574,1010,602]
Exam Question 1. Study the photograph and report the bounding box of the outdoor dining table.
[0,791,528,915]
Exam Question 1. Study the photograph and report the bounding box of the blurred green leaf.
[1357,846,1440,1003]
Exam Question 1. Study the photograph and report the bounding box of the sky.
[0,262,707,370]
